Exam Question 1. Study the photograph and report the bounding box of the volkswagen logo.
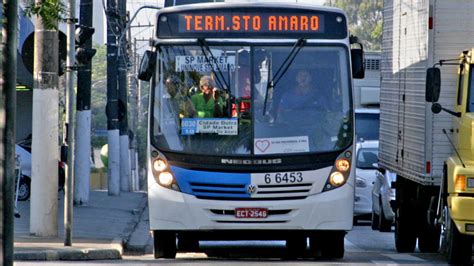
[246,184,258,195]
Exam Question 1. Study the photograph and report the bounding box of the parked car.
[15,144,65,201]
[353,140,379,221]
[371,168,396,232]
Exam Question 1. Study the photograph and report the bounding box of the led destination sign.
[181,14,322,33]
[157,8,347,39]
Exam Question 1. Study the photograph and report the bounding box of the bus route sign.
[157,7,347,39]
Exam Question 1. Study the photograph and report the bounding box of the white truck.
[354,51,381,141]
[379,0,474,264]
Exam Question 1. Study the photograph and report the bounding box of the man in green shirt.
[191,75,224,118]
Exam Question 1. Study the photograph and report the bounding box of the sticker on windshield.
[181,118,238,135]
[175,55,236,72]
[254,136,309,155]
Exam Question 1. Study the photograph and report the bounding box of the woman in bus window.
[190,75,224,118]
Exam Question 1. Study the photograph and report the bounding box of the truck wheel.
[286,236,307,258]
[153,230,176,259]
[417,226,440,252]
[395,205,416,252]
[441,208,473,264]
[309,231,345,259]
[379,198,392,232]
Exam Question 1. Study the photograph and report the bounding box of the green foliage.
[92,43,107,80]
[91,44,107,148]
[23,0,67,30]
[329,0,383,51]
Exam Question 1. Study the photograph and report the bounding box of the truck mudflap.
[449,196,474,235]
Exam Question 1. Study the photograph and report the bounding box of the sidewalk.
[14,190,150,261]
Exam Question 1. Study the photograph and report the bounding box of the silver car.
[371,169,396,232]
[354,140,379,220]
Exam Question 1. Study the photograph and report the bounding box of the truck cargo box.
[379,0,474,185]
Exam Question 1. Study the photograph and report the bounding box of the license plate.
[235,208,268,218]
[262,172,304,185]
[468,178,474,188]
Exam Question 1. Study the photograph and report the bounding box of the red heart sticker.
[255,140,271,152]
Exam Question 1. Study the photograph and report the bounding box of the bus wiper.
[198,38,231,92]
[263,38,306,115]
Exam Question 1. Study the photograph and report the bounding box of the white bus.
[139,2,365,259]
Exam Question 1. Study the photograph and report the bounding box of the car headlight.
[150,154,180,192]
[355,176,367,187]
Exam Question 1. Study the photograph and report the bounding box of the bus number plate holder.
[235,208,268,218]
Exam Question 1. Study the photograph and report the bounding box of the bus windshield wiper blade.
[263,38,306,115]
[198,38,230,92]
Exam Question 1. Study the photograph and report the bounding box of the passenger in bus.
[164,76,196,119]
[190,75,224,118]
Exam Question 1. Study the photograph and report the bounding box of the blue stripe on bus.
[170,166,251,198]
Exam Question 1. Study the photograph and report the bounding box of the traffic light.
[75,25,96,65]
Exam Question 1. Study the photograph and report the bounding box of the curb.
[14,238,123,261]
[122,194,149,254]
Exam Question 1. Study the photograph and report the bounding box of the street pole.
[30,0,60,237]
[107,0,120,196]
[2,1,18,264]
[64,0,76,246]
[129,36,138,191]
[74,0,93,205]
[118,0,130,192]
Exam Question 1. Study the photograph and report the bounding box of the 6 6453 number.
[264,172,303,184]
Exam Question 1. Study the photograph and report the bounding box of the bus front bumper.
[148,181,354,232]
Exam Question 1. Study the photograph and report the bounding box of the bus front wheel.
[153,230,177,259]
[309,231,345,259]
[285,236,307,258]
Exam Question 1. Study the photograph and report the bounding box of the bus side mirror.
[425,67,441,102]
[138,50,157,81]
[350,36,365,79]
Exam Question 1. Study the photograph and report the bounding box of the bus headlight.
[323,149,352,192]
[151,156,180,192]
[330,171,345,186]
[336,158,350,172]
[158,172,174,187]
[153,159,167,172]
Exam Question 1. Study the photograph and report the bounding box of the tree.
[329,0,383,51]
[91,44,107,148]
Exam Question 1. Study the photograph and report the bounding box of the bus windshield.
[152,44,352,156]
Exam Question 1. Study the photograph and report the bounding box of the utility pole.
[118,1,130,192]
[2,1,18,264]
[74,0,94,205]
[64,0,76,246]
[30,0,60,237]
[106,0,120,196]
[129,37,138,191]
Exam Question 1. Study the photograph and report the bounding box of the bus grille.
[189,182,312,200]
